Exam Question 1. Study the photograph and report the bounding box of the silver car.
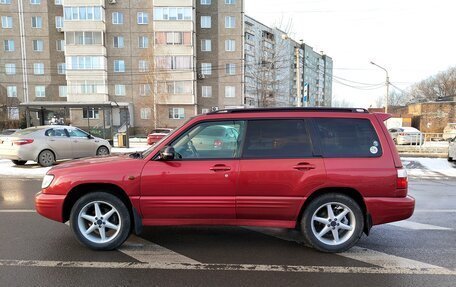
[449,136,456,162]
[0,126,111,167]
[388,127,424,145]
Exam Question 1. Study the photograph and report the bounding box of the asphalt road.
[0,177,455,287]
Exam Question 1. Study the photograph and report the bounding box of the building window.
[1,0,12,4]
[225,0,236,4]
[7,86,17,97]
[83,108,99,119]
[225,86,235,98]
[158,81,192,95]
[32,39,44,51]
[201,16,211,28]
[201,0,211,4]
[155,56,192,70]
[140,108,151,120]
[112,12,123,24]
[153,7,192,21]
[114,60,125,72]
[2,16,13,28]
[55,0,62,5]
[225,39,235,51]
[35,86,45,97]
[4,39,14,51]
[5,63,16,75]
[201,39,211,52]
[34,63,44,75]
[226,63,236,75]
[66,31,102,45]
[30,0,40,4]
[139,84,151,96]
[225,16,235,28]
[57,63,66,74]
[155,32,191,45]
[201,108,210,114]
[31,16,42,28]
[201,63,212,75]
[7,107,19,120]
[64,6,103,21]
[67,56,104,70]
[113,36,124,48]
[115,84,126,96]
[59,85,67,97]
[137,12,148,24]
[56,39,64,51]
[138,36,148,48]
[70,81,105,94]
[202,86,212,98]
[169,108,185,120]
[138,60,149,72]
[55,16,63,29]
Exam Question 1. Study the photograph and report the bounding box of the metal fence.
[392,132,449,154]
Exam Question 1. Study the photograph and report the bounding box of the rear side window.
[243,119,313,159]
[313,118,382,158]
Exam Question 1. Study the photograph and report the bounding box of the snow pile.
[402,157,456,178]
[0,160,50,179]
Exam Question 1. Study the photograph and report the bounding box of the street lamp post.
[370,61,390,113]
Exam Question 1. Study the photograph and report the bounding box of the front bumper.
[365,195,415,225]
[35,191,66,222]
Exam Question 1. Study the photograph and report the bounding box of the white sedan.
[388,127,424,145]
[0,126,111,167]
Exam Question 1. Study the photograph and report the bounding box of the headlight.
[41,174,55,189]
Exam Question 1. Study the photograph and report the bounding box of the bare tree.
[408,66,456,103]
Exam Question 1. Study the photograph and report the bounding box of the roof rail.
[207,107,369,115]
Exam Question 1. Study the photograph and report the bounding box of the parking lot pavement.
[0,178,455,286]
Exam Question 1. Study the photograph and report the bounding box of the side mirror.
[87,135,94,139]
[161,146,175,161]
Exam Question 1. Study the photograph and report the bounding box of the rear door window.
[312,118,382,158]
[242,119,313,159]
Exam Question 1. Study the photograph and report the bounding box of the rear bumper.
[35,191,66,222]
[365,195,415,225]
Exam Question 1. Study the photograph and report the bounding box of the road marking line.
[415,210,456,213]
[342,247,442,269]
[245,227,447,270]
[0,209,36,213]
[118,235,200,264]
[388,221,452,231]
[0,259,455,275]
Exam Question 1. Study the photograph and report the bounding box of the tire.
[448,157,454,162]
[301,193,364,253]
[12,160,27,166]
[38,150,55,167]
[96,146,110,156]
[70,192,131,250]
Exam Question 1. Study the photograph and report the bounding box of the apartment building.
[244,15,333,108]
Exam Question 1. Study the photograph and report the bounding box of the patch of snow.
[401,157,456,178]
[0,160,50,179]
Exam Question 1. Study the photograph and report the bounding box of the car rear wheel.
[12,160,27,166]
[96,146,110,156]
[70,192,131,250]
[38,150,55,167]
[301,193,364,253]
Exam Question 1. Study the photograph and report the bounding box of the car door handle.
[210,165,231,172]
[293,162,316,171]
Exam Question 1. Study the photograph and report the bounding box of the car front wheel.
[96,146,110,156]
[70,192,131,250]
[38,150,55,167]
[301,193,364,253]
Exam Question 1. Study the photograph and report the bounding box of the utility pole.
[370,61,390,113]
[296,47,302,107]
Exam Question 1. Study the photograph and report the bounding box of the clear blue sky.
[245,0,456,108]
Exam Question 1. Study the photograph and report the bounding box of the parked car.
[448,136,456,162]
[443,123,456,141]
[0,125,111,167]
[146,128,173,145]
[388,127,424,145]
[0,129,19,136]
[36,108,414,253]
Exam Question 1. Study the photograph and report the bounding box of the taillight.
[13,139,34,146]
[396,168,408,190]
[214,139,223,148]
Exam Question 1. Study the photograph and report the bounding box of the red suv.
[36,108,414,253]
